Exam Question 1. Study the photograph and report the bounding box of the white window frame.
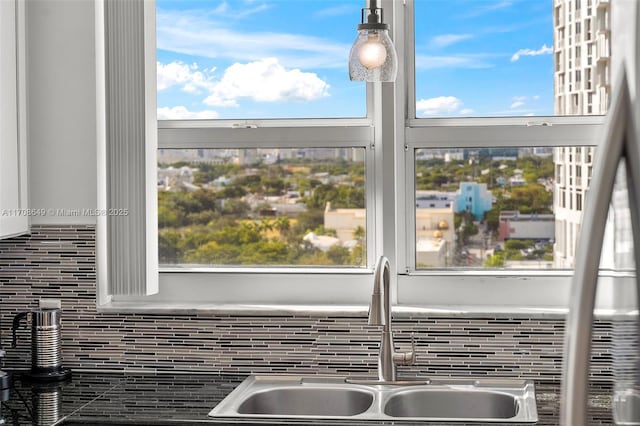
[98,0,630,313]
[146,121,382,306]
[99,0,393,309]
[395,0,619,311]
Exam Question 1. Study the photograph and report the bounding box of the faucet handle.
[393,334,417,366]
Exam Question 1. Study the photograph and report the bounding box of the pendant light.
[349,0,398,82]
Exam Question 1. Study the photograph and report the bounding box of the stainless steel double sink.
[209,375,538,422]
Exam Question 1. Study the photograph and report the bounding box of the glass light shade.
[349,29,398,82]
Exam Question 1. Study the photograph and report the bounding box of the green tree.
[274,217,291,237]
[234,174,262,193]
[505,184,552,214]
[484,253,505,267]
[158,230,182,263]
[327,245,350,265]
[349,243,365,266]
[185,241,242,264]
[504,240,534,251]
[261,176,286,195]
[239,240,290,264]
[221,199,250,216]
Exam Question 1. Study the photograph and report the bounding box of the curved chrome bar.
[561,70,636,425]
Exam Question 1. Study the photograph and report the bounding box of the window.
[403,0,608,288]
[569,165,574,185]
[100,0,619,310]
[569,190,573,209]
[576,191,583,211]
[155,0,374,274]
[414,0,556,118]
[158,147,367,267]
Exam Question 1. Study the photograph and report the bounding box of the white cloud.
[156,9,349,69]
[212,1,229,14]
[416,96,464,116]
[511,44,553,61]
[429,34,474,49]
[462,1,513,18]
[314,5,356,18]
[459,108,475,115]
[509,95,542,109]
[203,58,330,107]
[415,54,494,70]
[157,106,219,120]
[210,1,269,18]
[157,61,215,93]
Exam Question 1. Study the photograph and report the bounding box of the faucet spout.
[368,256,416,382]
[368,256,390,327]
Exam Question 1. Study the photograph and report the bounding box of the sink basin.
[209,375,538,422]
[237,387,373,416]
[384,388,518,420]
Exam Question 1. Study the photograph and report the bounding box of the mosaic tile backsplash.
[0,226,617,380]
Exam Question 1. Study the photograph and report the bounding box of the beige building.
[553,0,610,268]
[324,203,366,243]
[324,203,454,267]
[415,207,455,267]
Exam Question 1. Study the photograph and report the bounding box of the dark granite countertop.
[0,371,614,425]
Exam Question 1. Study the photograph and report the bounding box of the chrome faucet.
[368,256,416,381]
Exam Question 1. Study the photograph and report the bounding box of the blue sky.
[156,0,554,119]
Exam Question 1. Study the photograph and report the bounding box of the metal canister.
[12,309,71,382]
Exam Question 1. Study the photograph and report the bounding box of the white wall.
[27,0,97,225]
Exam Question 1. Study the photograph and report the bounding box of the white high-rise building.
[553,0,611,268]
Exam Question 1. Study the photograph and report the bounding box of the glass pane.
[158,148,366,267]
[414,146,593,269]
[156,0,366,119]
[414,0,611,117]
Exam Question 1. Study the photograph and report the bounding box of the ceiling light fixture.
[349,0,398,82]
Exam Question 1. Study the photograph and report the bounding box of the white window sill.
[97,270,639,318]
[97,300,635,319]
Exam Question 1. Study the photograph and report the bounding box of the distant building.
[415,191,456,209]
[324,203,366,243]
[212,176,231,187]
[455,182,492,221]
[552,0,610,268]
[323,202,454,267]
[158,148,229,165]
[157,166,197,191]
[415,207,455,267]
[509,174,526,186]
[498,211,555,241]
[415,148,463,162]
[416,238,448,268]
[303,232,341,252]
